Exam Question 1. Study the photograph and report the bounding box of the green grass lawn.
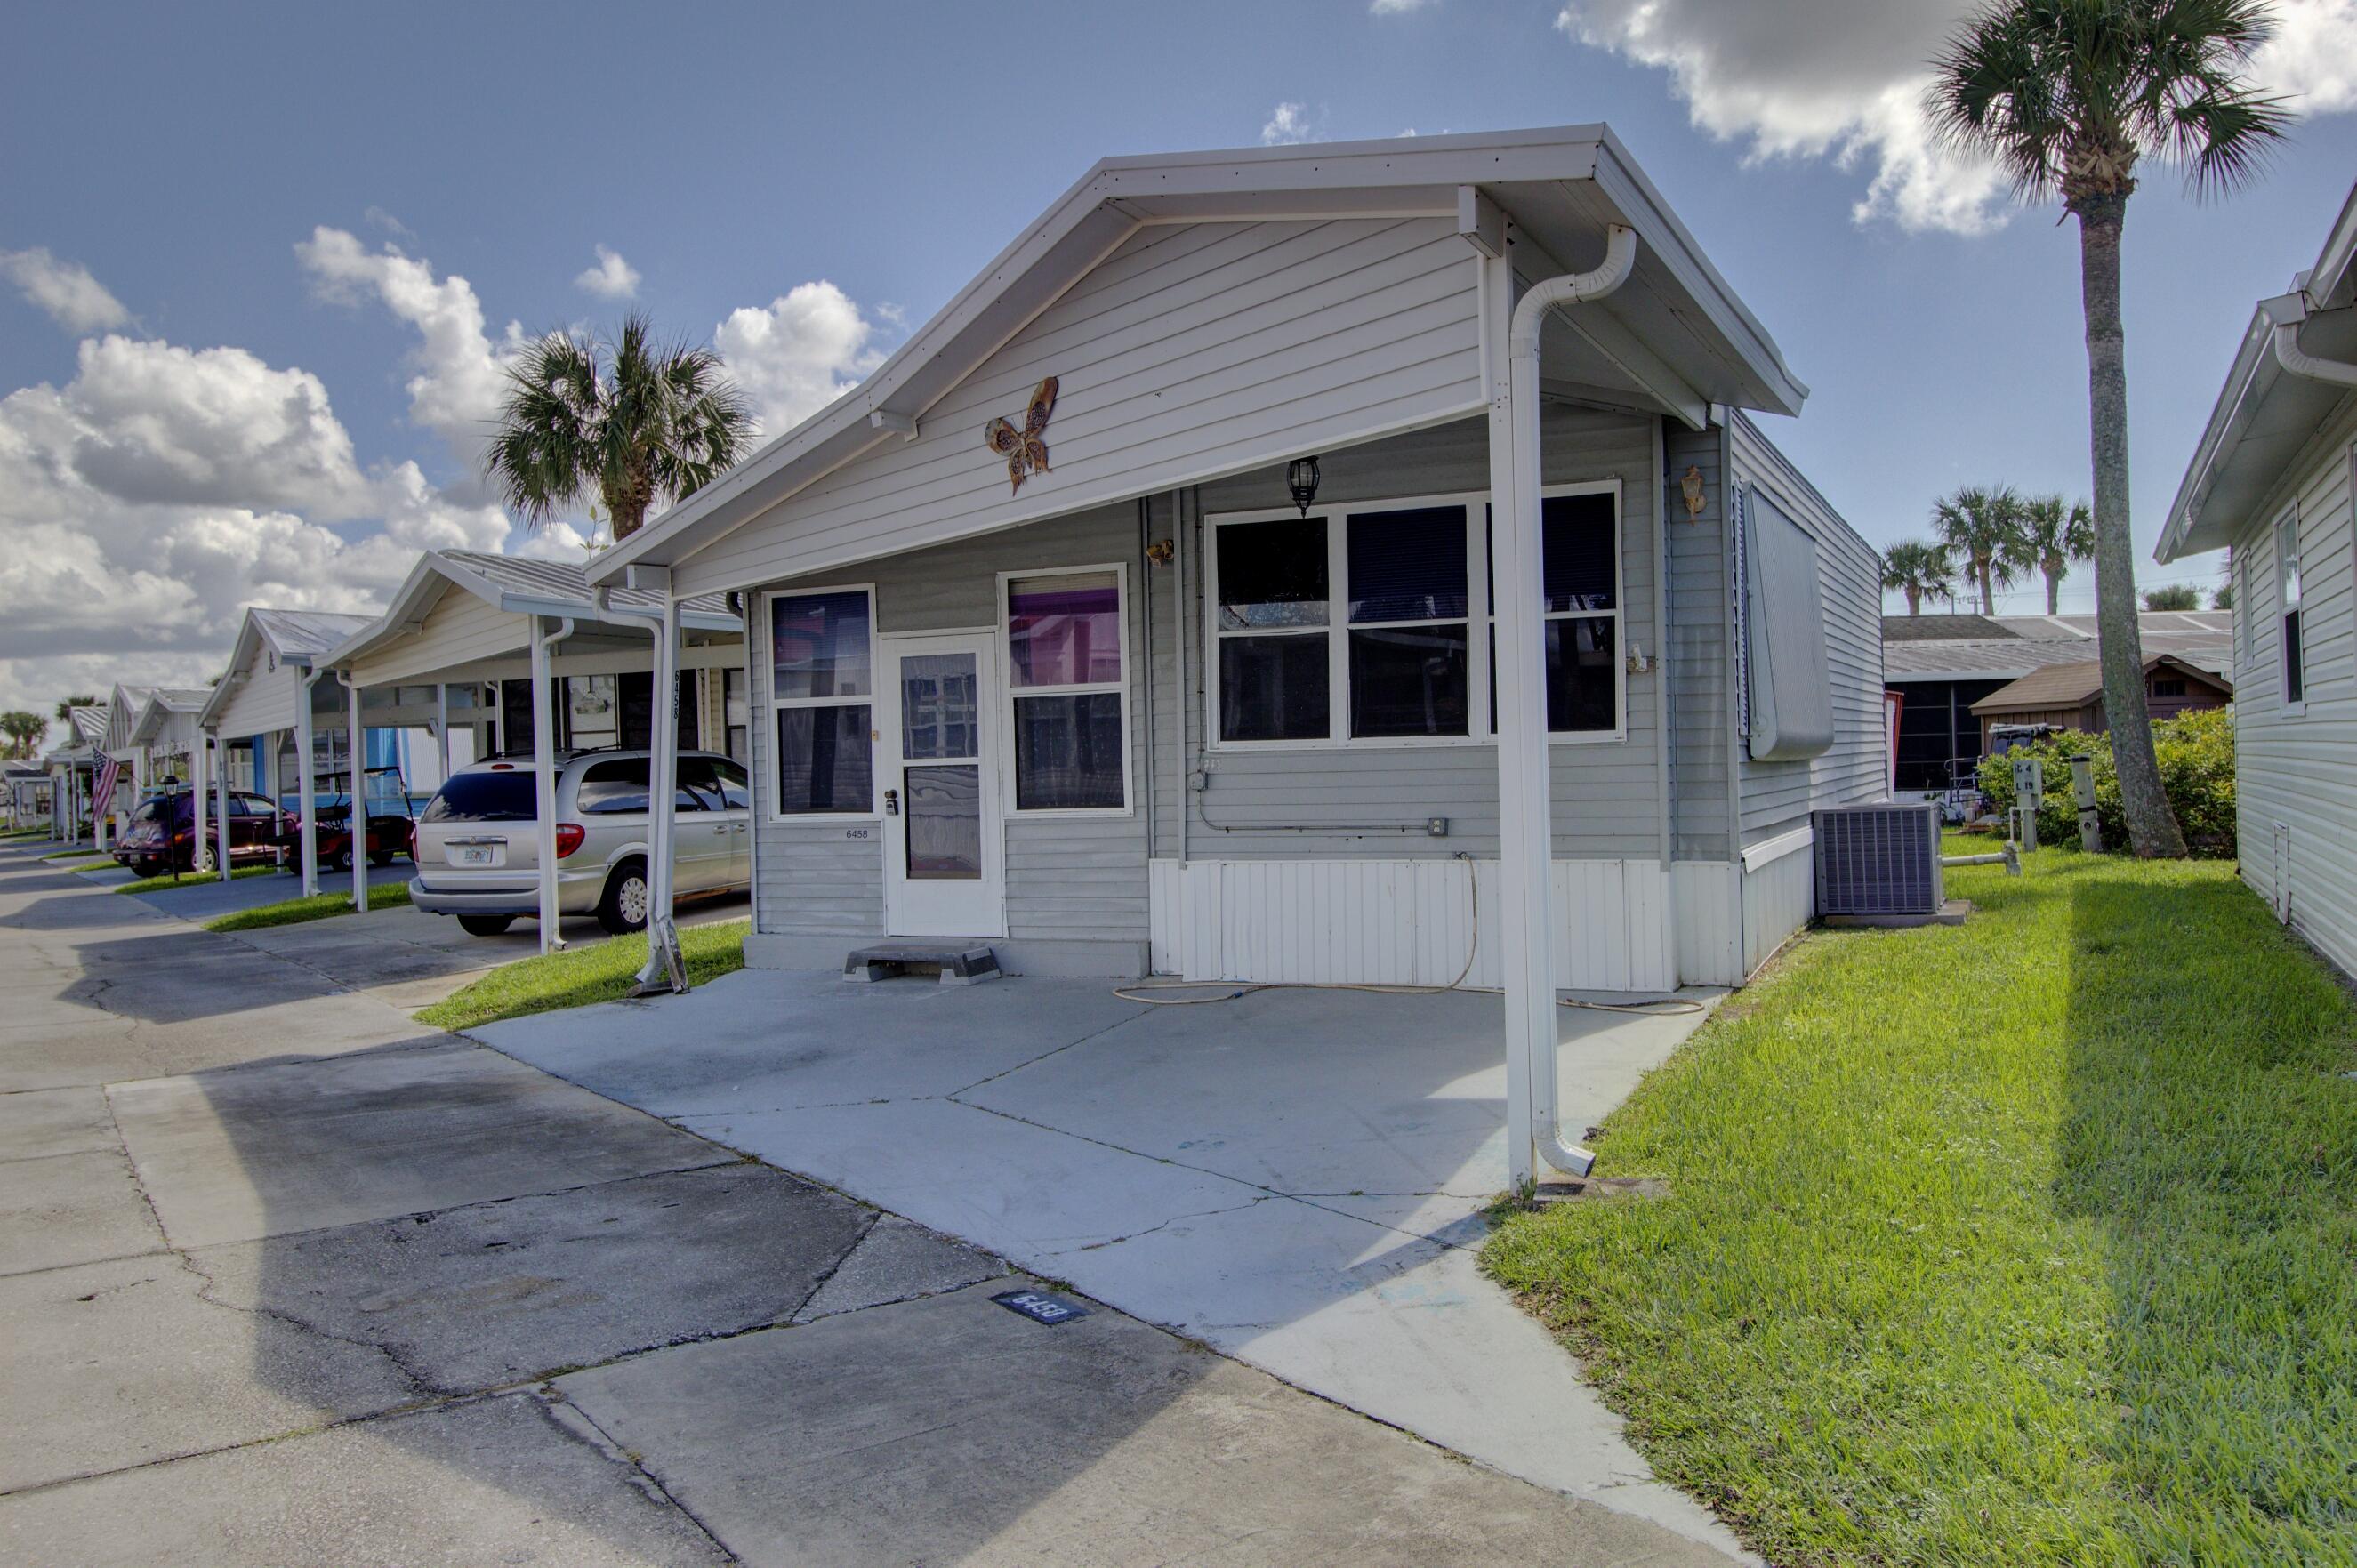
[113,864,280,896]
[1484,848,2357,1567]
[416,918,750,1033]
[204,880,412,932]
[41,847,107,862]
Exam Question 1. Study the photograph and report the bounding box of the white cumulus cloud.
[1555,0,2357,235]
[1261,102,1315,146]
[0,247,133,334]
[296,227,526,470]
[1371,0,1436,12]
[575,244,641,300]
[713,281,886,439]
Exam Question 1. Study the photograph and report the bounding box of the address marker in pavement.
[993,1289,1089,1325]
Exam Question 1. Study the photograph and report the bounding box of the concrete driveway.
[472,965,1743,1557]
[0,840,1739,1565]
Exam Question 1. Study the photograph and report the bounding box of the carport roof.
[2159,176,2357,562]
[197,607,377,730]
[588,123,1810,587]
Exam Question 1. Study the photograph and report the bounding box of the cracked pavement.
[0,839,1741,1565]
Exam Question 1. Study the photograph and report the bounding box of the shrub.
[1976,705,2235,856]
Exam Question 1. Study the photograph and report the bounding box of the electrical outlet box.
[1427,816,1449,837]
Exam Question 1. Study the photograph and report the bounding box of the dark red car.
[113,789,285,878]
[275,765,419,872]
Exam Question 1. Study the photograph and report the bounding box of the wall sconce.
[1145,539,1175,567]
[1287,454,1322,517]
[1679,464,1705,521]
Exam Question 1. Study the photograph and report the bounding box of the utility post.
[2069,755,2101,852]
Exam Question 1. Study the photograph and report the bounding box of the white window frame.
[1202,479,1626,752]
[761,583,881,822]
[2276,507,2305,715]
[996,562,1134,816]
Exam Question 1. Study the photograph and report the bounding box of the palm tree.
[1880,540,1958,615]
[1930,0,2289,857]
[0,711,44,760]
[2019,493,2095,613]
[52,695,96,722]
[1932,486,2028,615]
[484,313,752,543]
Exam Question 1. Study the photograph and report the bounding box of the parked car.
[277,764,419,872]
[409,750,752,937]
[112,787,285,877]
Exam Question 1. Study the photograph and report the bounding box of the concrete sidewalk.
[472,966,1748,1558]
[0,840,1736,1565]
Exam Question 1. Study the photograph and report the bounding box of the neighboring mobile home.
[1968,654,2231,749]
[2159,176,2357,961]
[589,126,1884,992]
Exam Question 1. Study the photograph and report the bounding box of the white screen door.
[880,632,1005,937]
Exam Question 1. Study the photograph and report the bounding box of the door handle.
[883,788,899,816]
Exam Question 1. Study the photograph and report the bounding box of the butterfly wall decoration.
[982,376,1058,495]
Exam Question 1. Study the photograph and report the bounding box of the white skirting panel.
[1673,861,1742,987]
[1740,833,1816,976]
[1147,857,1677,993]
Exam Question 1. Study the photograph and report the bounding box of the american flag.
[92,756,123,822]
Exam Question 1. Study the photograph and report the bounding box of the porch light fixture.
[1287,454,1322,516]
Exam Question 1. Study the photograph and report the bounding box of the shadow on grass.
[2062,868,2357,1563]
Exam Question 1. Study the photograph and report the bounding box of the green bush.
[1976,705,2235,856]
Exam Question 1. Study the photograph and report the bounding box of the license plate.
[455,846,496,866]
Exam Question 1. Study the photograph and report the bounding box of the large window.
[1208,485,1621,747]
[2278,508,2305,709]
[768,588,874,815]
[1004,568,1127,811]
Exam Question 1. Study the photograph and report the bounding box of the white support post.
[214,736,233,881]
[434,683,451,781]
[1484,241,1547,1195]
[529,617,566,954]
[295,688,320,898]
[192,731,209,877]
[346,677,367,913]
[634,596,688,994]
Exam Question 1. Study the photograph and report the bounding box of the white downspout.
[342,673,367,913]
[295,669,325,897]
[634,594,688,994]
[530,616,574,954]
[2273,321,2357,387]
[213,732,233,881]
[191,729,209,878]
[1500,222,1639,1186]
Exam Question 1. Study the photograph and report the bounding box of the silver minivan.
[409,750,752,937]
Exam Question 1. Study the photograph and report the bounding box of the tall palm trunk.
[1976,556,1996,615]
[2076,193,2184,857]
[1904,585,1923,615]
[2043,559,2063,615]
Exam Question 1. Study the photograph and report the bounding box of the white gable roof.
[591,124,1807,591]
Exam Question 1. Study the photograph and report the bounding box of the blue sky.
[2,0,2352,712]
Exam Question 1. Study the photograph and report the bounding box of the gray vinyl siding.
[346,583,523,688]
[1178,406,1666,862]
[751,502,1154,947]
[673,217,1484,598]
[1665,422,1733,860]
[747,406,1692,942]
[1729,413,1886,844]
[2232,397,2357,977]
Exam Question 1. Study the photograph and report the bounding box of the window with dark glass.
[1485,491,1621,735]
[575,758,651,815]
[1006,572,1125,809]
[1347,506,1468,738]
[1216,518,1329,741]
[769,591,873,813]
[2278,510,2305,706]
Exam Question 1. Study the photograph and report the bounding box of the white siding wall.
[2232,400,2357,976]
[348,585,525,688]
[210,663,304,741]
[678,217,1485,598]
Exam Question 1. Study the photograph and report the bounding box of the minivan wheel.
[456,913,514,937]
[598,857,649,935]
